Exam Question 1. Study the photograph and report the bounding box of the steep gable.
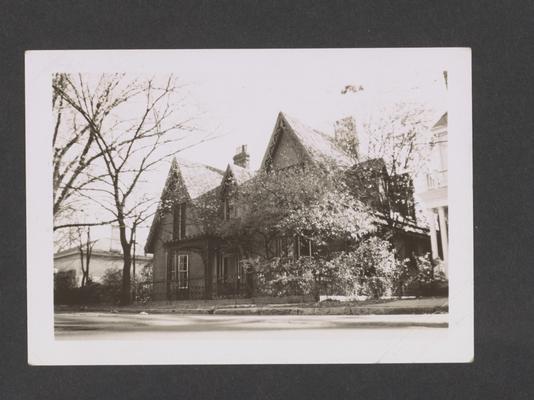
[144,158,223,253]
[176,158,225,199]
[224,163,255,186]
[260,112,353,171]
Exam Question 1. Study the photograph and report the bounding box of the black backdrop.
[1,1,534,398]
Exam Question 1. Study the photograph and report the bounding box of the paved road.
[55,312,447,340]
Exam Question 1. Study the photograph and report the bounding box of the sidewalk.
[55,297,448,316]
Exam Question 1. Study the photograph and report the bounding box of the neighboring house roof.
[432,112,447,131]
[145,157,224,253]
[260,112,353,170]
[54,247,152,262]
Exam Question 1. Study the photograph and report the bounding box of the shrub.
[99,268,123,304]
[242,239,448,301]
[407,254,448,297]
[134,264,153,303]
[253,257,316,298]
[248,237,404,300]
[316,255,359,297]
[77,281,104,304]
[335,237,399,299]
[54,269,78,304]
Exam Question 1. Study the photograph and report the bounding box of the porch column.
[437,206,448,270]
[427,208,439,260]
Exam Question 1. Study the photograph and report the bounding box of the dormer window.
[173,203,186,240]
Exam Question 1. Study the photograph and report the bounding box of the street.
[55,312,447,340]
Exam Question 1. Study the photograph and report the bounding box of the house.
[145,112,431,301]
[417,112,448,275]
[54,230,153,286]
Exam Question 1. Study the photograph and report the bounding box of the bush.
[330,237,398,299]
[242,240,448,301]
[252,257,316,298]
[54,269,78,304]
[134,264,153,303]
[405,254,448,297]
[247,237,399,300]
[100,268,123,304]
[76,281,104,304]
[317,255,358,297]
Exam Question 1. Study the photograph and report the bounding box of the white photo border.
[26,48,473,365]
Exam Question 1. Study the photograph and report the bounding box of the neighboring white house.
[54,226,152,286]
[417,112,448,275]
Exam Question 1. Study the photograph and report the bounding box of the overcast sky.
[69,50,449,250]
[177,50,448,171]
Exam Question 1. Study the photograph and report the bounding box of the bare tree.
[362,101,435,177]
[55,73,211,304]
[75,226,96,287]
[52,73,145,227]
[337,91,438,238]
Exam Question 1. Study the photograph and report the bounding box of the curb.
[212,305,447,316]
[55,305,447,316]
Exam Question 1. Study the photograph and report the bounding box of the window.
[169,252,188,289]
[217,254,237,282]
[223,256,231,281]
[296,236,312,258]
[216,254,223,281]
[275,236,312,258]
[170,252,177,281]
[223,198,237,220]
[173,203,186,240]
[274,237,290,258]
[177,254,188,289]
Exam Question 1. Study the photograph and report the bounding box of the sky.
[176,50,448,171]
[64,50,449,251]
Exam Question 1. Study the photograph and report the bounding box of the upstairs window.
[173,203,186,240]
[223,197,238,220]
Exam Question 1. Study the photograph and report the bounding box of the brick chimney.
[334,117,359,161]
[233,144,250,169]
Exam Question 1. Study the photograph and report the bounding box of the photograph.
[26,49,472,364]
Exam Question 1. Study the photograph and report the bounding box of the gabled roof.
[260,112,353,170]
[223,163,255,186]
[174,157,225,200]
[144,158,223,253]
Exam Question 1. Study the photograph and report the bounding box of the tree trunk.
[119,220,132,305]
[79,245,86,287]
[132,230,136,302]
[85,228,92,285]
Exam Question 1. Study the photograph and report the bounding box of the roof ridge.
[174,156,225,174]
[280,112,332,138]
[280,112,353,167]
